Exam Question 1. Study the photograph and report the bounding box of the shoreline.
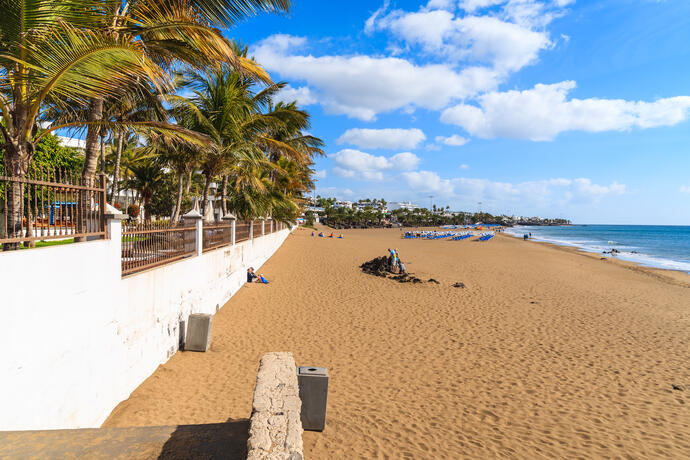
[496,232,690,287]
[503,225,690,276]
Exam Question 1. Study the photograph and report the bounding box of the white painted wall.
[0,224,291,431]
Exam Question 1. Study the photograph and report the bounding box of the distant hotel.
[387,201,419,211]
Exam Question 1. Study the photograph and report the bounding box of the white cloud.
[314,170,327,179]
[252,34,501,121]
[401,171,625,207]
[441,81,690,140]
[436,134,470,146]
[458,0,506,12]
[426,0,456,10]
[368,9,551,73]
[331,149,421,181]
[459,163,470,169]
[680,185,690,194]
[274,85,317,106]
[337,128,426,149]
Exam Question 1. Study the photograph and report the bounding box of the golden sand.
[103,227,690,458]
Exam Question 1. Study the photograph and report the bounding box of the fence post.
[183,209,203,256]
[262,219,265,236]
[223,213,236,246]
[250,219,254,242]
[104,204,127,276]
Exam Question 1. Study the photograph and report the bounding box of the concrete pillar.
[261,219,265,236]
[105,205,127,277]
[183,209,203,256]
[249,219,254,241]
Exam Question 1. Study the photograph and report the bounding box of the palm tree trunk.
[184,169,193,195]
[201,173,212,218]
[77,98,103,242]
[220,175,228,216]
[2,142,31,251]
[171,172,184,222]
[99,132,105,175]
[82,98,104,186]
[110,134,124,203]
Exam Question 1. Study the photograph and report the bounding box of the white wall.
[0,225,291,431]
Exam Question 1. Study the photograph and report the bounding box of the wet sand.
[103,226,690,459]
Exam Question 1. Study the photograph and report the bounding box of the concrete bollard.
[185,313,212,352]
[297,366,329,431]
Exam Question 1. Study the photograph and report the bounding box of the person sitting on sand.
[247,267,258,283]
[311,231,315,237]
[318,232,324,237]
[329,232,334,238]
[258,273,269,284]
[338,234,344,239]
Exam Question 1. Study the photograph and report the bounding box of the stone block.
[247,352,304,460]
[184,314,212,352]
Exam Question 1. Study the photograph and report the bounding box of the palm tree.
[79,0,291,186]
[123,163,165,221]
[0,0,179,248]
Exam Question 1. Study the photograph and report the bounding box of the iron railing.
[121,221,196,276]
[252,220,263,238]
[236,221,250,242]
[202,223,232,253]
[1,167,106,249]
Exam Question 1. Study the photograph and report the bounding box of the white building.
[57,135,86,151]
[388,201,419,211]
[333,200,353,209]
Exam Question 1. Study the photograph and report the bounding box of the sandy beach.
[103,226,690,459]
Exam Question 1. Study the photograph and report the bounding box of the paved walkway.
[0,420,248,460]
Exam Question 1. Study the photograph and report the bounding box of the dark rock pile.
[360,257,466,288]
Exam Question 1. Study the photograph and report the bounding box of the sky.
[228,0,690,224]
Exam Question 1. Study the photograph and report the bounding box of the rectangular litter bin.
[185,313,212,352]
[297,366,329,431]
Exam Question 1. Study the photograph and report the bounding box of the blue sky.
[229,0,690,224]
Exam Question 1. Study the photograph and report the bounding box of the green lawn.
[20,238,74,249]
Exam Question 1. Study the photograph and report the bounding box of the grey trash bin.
[185,313,212,352]
[298,366,329,431]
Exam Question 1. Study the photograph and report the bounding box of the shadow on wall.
[157,419,249,460]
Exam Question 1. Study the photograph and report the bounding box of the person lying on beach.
[318,232,324,237]
[247,267,258,283]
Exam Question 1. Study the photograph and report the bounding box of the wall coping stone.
[247,352,304,460]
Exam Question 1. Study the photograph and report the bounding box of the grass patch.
[20,238,74,249]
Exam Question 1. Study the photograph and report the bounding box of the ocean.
[504,225,690,274]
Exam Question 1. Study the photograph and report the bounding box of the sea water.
[504,225,690,274]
